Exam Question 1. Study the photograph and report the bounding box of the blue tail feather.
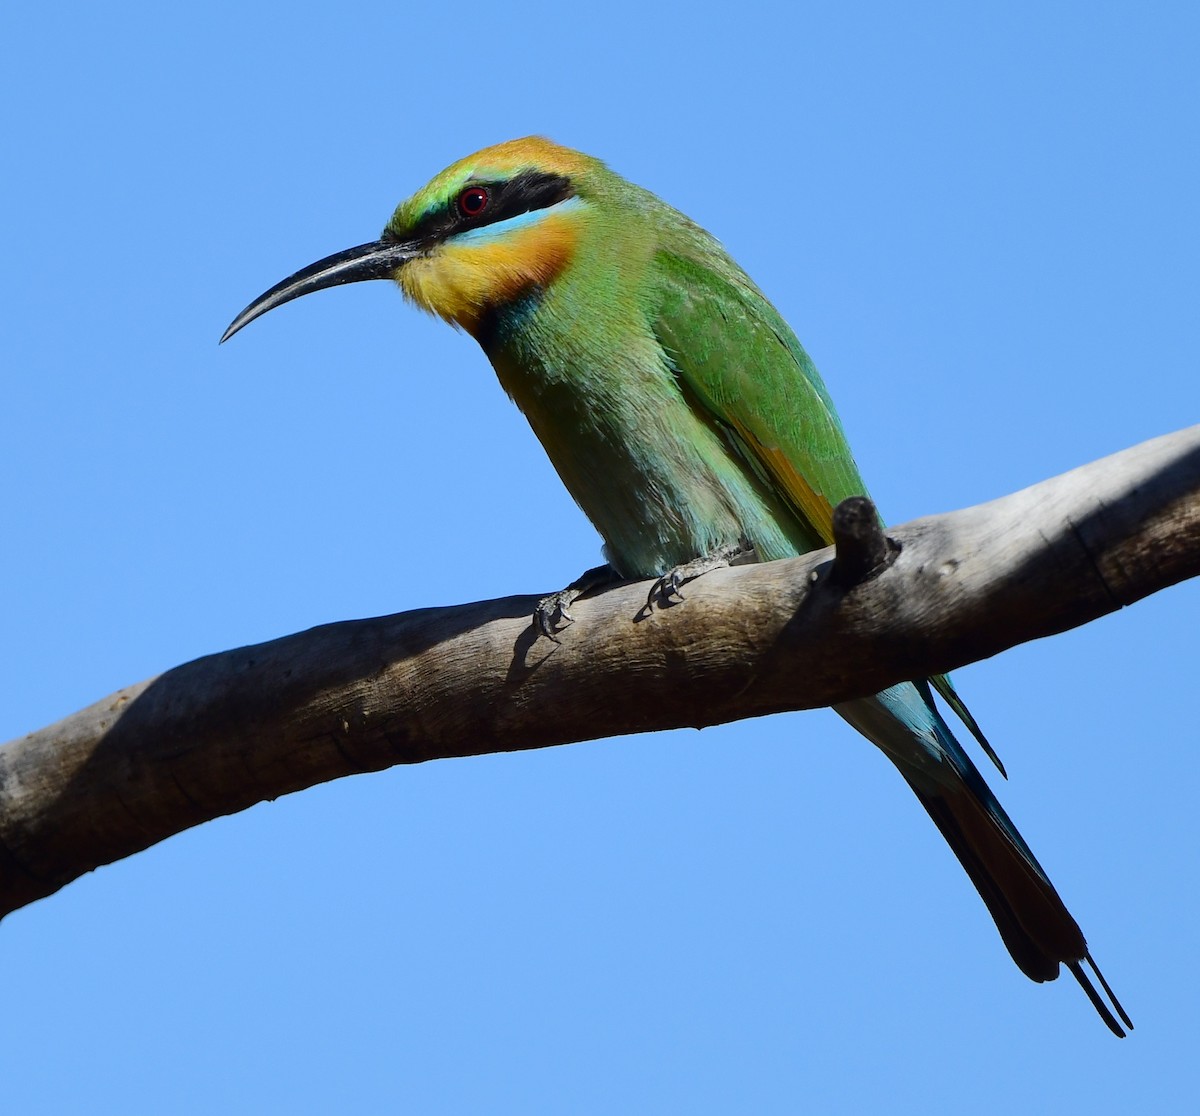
[834,682,1130,1036]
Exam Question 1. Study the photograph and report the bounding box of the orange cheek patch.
[399,214,579,335]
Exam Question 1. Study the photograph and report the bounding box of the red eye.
[458,186,489,218]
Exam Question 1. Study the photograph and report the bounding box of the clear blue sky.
[3,2,1197,1112]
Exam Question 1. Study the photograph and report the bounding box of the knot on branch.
[830,496,899,588]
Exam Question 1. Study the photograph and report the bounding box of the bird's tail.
[835,682,1132,1037]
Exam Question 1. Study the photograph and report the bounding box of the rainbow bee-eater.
[223,137,1130,1035]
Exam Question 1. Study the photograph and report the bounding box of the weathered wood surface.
[1,425,1196,919]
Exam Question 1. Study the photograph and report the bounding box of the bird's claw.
[646,571,687,608]
[644,543,752,612]
[535,588,581,642]
[533,564,619,642]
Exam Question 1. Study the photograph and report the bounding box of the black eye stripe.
[407,171,575,244]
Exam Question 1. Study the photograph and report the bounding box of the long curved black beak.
[220,237,420,343]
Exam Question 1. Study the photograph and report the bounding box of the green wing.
[650,242,1005,776]
[650,244,868,550]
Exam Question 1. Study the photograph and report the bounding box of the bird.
[222,136,1131,1035]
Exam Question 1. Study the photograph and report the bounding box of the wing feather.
[650,246,868,549]
[650,242,1003,770]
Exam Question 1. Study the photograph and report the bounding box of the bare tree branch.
[2,426,1197,920]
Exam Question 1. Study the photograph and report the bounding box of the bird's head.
[222,137,598,341]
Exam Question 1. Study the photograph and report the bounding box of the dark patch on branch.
[830,496,900,587]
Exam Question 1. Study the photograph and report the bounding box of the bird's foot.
[534,564,618,641]
[644,541,755,611]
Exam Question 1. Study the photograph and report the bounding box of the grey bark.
[1,425,1197,920]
